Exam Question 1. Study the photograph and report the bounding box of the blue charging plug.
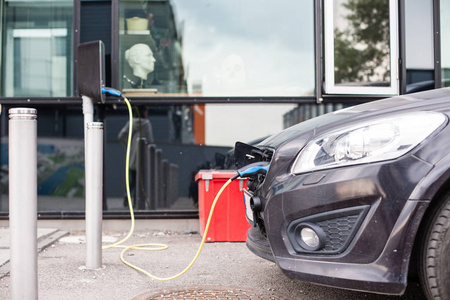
[101,87,122,97]
[231,161,270,181]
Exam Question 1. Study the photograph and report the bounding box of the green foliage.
[334,0,390,84]
[52,168,85,198]
[49,154,66,164]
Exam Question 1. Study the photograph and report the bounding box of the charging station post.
[85,122,104,269]
[77,41,107,269]
[9,108,38,300]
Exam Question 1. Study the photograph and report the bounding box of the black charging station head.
[77,40,106,103]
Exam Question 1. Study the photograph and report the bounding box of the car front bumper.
[246,154,433,295]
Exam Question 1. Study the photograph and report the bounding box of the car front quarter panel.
[275,199,429,295]
[262,155,433,285]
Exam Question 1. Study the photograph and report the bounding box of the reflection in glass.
[205,104,296,147]
[0,103,303,213]
[1,0,73,97]
[118,0,315,96]
[333,0,391,87]
[403,0,434,94]
[119,0,186,94]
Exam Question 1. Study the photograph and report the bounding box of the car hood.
[260,88,450,149]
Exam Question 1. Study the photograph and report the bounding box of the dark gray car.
[236,88,450,299]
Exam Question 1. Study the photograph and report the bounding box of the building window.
[324,0,399,95]
[118,0,315,97]
[1,0,73,97]
[0,103,298,213]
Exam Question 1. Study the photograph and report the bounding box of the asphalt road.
[0,230,425,299]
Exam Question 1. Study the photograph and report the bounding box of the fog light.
[301,227,319,248]
[294,223,326,251]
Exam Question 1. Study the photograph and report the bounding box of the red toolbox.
[195,170,250,242]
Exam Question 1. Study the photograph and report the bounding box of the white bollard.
[82,95,94,141]
[85,122,103,269]
[9,108,38,300]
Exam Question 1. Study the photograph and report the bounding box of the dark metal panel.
[314,0,323,103]
[74,0,81,97]
[0,96,318,105]
[433,0,442,89]
[111,0,119,89]
[321,95,384,104]
[0,211,199,220]
[398,0,407,95]
[0,0,3,94]
[0,97,83,105]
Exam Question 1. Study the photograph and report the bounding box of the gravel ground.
[0,230,425,300]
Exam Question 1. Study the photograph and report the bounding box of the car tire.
[420,195,450,300]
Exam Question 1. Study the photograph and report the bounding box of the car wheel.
[420,195,450,300]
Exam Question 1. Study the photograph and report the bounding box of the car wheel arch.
[408,178,450,286]
[409,153,450,201]
[413,190,450,300]
[398,157,450,284]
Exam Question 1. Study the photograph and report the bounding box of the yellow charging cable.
[102,96,233,280]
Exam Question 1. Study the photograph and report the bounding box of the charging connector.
[231,161,270,181]
[101,87,122,97]
[100,89,235,281]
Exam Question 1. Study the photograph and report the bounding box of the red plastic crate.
[195,170,250,242]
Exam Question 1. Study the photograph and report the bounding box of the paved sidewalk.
[0,228,426,299]
[0,227,68,277]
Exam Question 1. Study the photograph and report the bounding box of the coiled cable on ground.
[102,95,233,280]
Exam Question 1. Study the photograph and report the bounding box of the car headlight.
[291,111,447,174]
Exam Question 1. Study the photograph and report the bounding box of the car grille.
[318,214,360,251]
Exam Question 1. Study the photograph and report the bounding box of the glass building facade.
[0,0,443,218]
